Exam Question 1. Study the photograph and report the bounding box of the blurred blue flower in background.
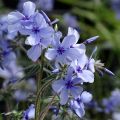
[111,0,120,19]
[102,89,120,113]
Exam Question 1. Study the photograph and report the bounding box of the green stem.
[39,94,56,120]
[35,58,44,120]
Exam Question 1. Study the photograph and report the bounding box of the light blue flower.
[71,56,94,83]
[23,104,35,120]
[70,91,92,118]
[8,1,36,33]
[45,27,85,65]
[24,13,54,61]
[0,39,16,67]
[102,89,120,113]
[52,68,83,105]
[39,0,54,11]
[63,13,79,28]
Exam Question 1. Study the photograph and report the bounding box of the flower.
[70,91,92,118]
[0,39,16,67]
[111,0,120,19]
[24,12,54,61]
[83,36,99,44]
[63,13,79,29]
[102,89,120,113]
[52,68,83,105]
[8,1,36,34]
[39,0,54,11]
[71,57,94,83]
[23,104,35,120]
[45,27,85,65]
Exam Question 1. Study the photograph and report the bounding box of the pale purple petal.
[78,54,88,69]
[8,11,23,24]
[23,1,36,17]
[81,91,92,103]
[67,27,79,43]
[25,35,39,46]
[78,70,94,83]
[39,27,54,38]
[35,13,47,28]
[27,45,42,61]
[8,23,21,33]
[67,48,81,60]
[52,31,62,47]
[88,58,95,73]
[74,43,86,54]
[52,80,65,93]
[45,48,56,60]
[19,28,31,35]
[75,103,85,118]
[60,88,68,105]
[72,78,81,85]
[70,86,83,98]
[62,35,76,48]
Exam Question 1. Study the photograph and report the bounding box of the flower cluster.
[0,1,114,119]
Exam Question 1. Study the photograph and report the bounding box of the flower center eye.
[76,66,82,73]
[65,80,73,89]
[57,47,65,55]
[32,27,40,34]
[76,98,81,104]
[22,16,29,20]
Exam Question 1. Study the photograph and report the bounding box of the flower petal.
[23,1,36,17]
[67,48,81,61]
[8,11,23,24]
[27,45,42,62]
[52,80,65,93]
[75,103,85,118]
[60,88,68,105]
[71,86,83,98]
[40,27,54,38]
[81,91,92,103]
[78,70,94,83]
[62,35,76,48]
[45,48,56,60]
[88,59,95,73]
[34,13,47,28]
[67,27,79,43]
[25,35,39,46]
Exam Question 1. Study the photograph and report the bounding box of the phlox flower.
[23,104,35,120]
[70,56,94,83]
[45,27,85,65]
[8,1,36,33]
[24,12,54,61]
[52,68,83,105]
[70,91,92,118]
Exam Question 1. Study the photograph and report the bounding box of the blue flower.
[8,1,36,33]
[83,36,99,44]
[24,13,54,61]
[71,57,94,83]
[102,89,120,113]
[111,0,120,19]
[0,39,16,67]
[39,0,54,11]
[45,27,85,65]
[63,13,79,29]
[52,68,83,105]
[70,91,92,118]
[23,104,35,120]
